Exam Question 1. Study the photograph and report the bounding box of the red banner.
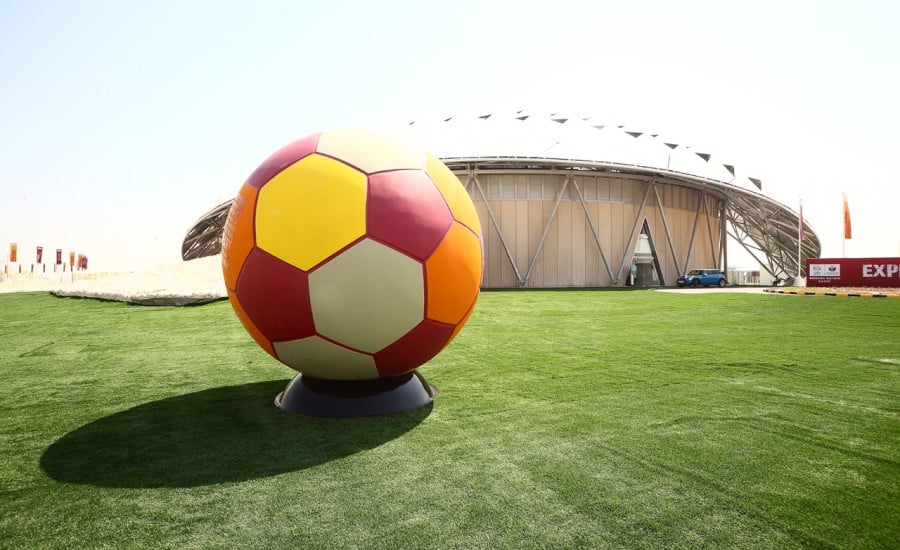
[9,243,17,263]
[36,246,43,264]
[807,257,900,288]
[56,249,62,265]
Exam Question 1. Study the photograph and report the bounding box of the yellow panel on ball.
[256,153,367,271]
[425,154,482,235]
[273,336,379,380]
[316,128,424,174]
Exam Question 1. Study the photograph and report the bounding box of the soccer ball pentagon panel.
[222,128,483,381]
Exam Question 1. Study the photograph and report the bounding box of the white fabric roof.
[390,111,762,194]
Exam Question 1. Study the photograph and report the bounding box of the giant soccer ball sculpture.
[222,128,483,417]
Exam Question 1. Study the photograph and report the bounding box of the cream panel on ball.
[316,128,424,174]
[308,238,424,353]
[273,336,379,380]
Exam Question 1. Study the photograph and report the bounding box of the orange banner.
[842,193,852,239]
[9,243,17,263]
[69,251,75,268]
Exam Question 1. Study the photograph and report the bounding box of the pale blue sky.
[2,0,898,271]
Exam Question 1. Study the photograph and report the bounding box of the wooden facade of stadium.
[453,165,722,288]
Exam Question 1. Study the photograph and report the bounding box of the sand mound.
[1,256,227,306]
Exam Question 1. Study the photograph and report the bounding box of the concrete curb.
[763,288,899,299]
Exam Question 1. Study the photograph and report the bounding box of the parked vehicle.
[676,269,727,288]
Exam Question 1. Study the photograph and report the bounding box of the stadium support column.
[524,174,572,286]
[720,199,727,272]
[652,183,682,277]
[683,195,703,273]
[469,171,525,286]
[614,181,653,284]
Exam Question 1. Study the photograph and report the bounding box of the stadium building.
[183,111,820,288]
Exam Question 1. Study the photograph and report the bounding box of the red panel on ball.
[245,133,320,189]
[227,289,276,358]
[367,170,453,260]
[235,247,316,342]
[374,319,456,377]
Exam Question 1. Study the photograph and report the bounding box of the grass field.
[1,289,898,548]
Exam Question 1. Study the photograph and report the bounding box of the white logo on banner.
[810,264,841,277]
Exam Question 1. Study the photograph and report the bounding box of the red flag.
[36,246,43,264]
[55,249,62,265]
[842,193,852,239]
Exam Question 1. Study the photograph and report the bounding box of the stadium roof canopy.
[183,110,819,278]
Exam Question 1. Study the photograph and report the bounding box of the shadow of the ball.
[40,379,431,488]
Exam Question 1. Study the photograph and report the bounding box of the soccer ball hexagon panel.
[223,128,483,381]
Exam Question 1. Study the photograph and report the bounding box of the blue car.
[676,269,727,288]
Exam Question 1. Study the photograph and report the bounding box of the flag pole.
[797,196,803,277]
[842,192,851,258]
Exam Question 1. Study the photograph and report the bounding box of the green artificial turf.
[1,290,898,548]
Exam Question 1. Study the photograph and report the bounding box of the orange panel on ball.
[448,299,476,343]
[316,128,424,174]
[227,289,276,358]
[222,184,258,291]
[425,154,482,235]
[425,222,483,324]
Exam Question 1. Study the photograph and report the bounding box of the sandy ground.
[0,255,227,305]
[655,286,765,294]
[761,286,900,297]
[2,257,895,303]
